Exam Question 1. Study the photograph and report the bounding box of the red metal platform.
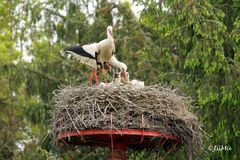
[57,129,181,160]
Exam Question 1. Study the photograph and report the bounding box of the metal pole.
[109,143,126,160]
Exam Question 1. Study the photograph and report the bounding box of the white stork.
[63,26,115,86]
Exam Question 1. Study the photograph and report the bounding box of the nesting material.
[51,84,203,153]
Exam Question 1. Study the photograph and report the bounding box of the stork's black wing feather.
[64,45,95,59]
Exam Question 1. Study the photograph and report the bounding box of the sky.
[121,0,144,18]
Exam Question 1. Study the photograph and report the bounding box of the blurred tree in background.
[0,0,239,159]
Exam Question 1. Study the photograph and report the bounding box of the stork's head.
[107,26,113,38]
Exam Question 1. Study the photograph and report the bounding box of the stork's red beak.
[121,69,127,80]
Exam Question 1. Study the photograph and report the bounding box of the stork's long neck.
[114,61,121,69]
[111,57,121,68]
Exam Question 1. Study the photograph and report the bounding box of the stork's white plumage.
[63,26,115,86]
[97,26,115,64]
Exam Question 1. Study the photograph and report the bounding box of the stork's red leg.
[102,68,107,83]
[93,68,99,85]
[89,70,93,86]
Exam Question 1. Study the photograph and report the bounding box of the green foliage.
[0,0,239,159]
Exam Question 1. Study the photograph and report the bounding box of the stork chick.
[113,68,122,83]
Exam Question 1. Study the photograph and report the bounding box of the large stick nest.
[51,84,203,155]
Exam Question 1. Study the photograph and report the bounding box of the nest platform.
[51,84,203,159]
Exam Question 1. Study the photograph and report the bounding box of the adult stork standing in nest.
[64,26,117,86]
